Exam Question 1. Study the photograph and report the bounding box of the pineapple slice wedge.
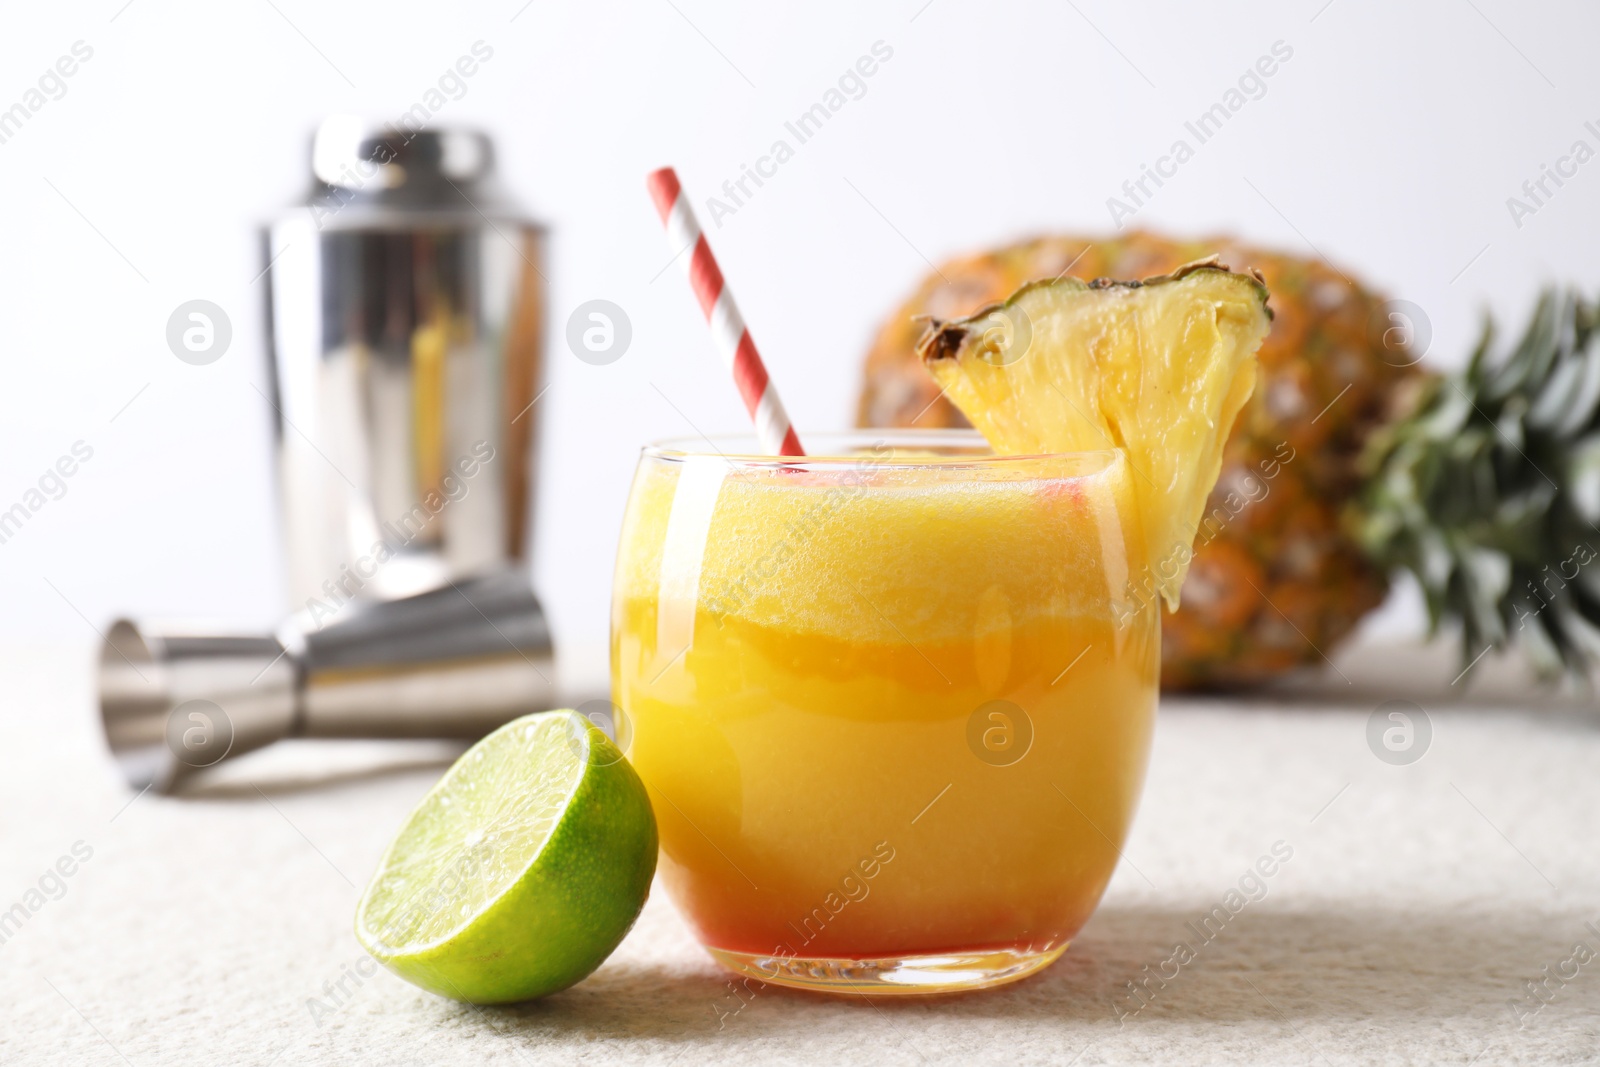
[918,257,1270,611]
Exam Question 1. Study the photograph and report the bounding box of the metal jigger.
[99,571,554,793]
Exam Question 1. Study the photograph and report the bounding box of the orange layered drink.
[614,434,1157,992]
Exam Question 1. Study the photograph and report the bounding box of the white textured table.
[3,640,1597,1066]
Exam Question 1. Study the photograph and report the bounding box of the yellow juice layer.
[612,449,1159,959]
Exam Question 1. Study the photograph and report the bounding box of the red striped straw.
[647,167,805,457]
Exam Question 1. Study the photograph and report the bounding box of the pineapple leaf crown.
[1359,289,1600,678]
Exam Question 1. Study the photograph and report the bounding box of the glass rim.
[640,429,1120,468]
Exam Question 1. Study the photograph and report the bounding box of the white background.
[1,0,1596,688]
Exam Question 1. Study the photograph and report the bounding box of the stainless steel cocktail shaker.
[261,115,547,610]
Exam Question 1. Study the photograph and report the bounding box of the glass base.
[707,942,1068,996]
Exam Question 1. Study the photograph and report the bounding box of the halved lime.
[355,710,657,1004]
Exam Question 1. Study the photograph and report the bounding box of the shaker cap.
[303,114,527,223]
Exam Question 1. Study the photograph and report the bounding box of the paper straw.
[647,166,805,457]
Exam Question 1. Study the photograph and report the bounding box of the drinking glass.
[611,430,1158,994]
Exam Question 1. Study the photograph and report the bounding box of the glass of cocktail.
[611,429,1159,995]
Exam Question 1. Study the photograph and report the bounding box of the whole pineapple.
[857,232,1422,688]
